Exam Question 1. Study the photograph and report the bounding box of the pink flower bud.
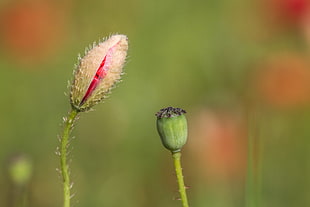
[70,34,128,111]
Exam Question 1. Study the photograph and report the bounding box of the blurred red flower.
[189,108,247,180]
[301,10,310,44]
[279,0,308,21]
[0,0,68,65]
[258,0,310,38]
[264,0,310,25]
[254,53,310,108]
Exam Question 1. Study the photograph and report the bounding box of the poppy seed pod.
[70,34,128,112]
[156,107,188,152]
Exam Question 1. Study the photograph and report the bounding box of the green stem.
[172,151,189,207]
[246,126,255,207]
[245,109,261,207]
[21,186,28,207]
[60,109,78,207]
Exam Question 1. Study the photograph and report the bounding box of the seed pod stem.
[172,151,189,207]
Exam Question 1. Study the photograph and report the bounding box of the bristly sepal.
[70,34,128,112]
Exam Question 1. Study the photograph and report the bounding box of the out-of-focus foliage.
[0,0,310,206]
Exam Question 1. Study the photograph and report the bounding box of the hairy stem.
[60,109,78,207]
[172,151,189,207]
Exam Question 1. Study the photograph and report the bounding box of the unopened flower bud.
[156,107,188,152]
[8,155,32,186]
[70,34,128,111]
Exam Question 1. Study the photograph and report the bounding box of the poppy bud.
[156,107,188,152]
[70,34,128,111]
[8,155,32,186]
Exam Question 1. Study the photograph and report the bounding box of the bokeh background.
[1,0,310,206]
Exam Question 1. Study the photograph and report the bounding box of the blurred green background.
[1,0,310,206]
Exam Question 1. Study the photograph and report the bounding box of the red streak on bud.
[79,55,108,106]
[78,40,123,107]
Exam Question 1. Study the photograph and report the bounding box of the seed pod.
[70,34,128,112]
[156,107,188,152]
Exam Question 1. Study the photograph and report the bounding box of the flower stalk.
[7,154,32,207]
[60,109,78,207]
[245,106,262,207]
[58,34,128,207]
